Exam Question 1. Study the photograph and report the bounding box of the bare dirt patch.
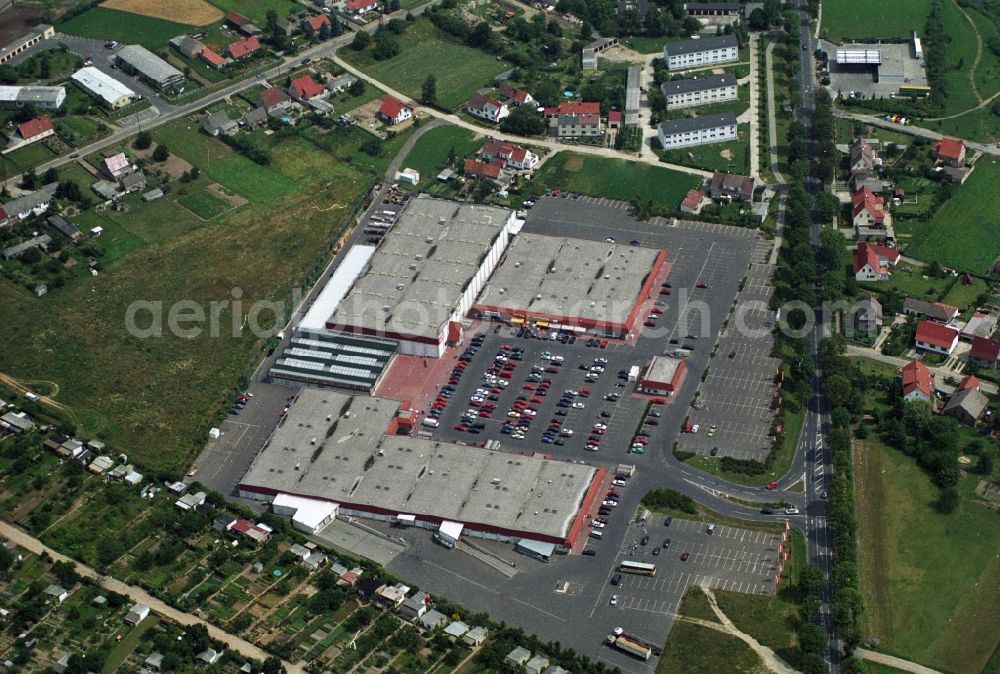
[0,8,43,46]
[133,143,193,180]
[563,155,585,172]
[207,182,248,208]
[720,149,734,160]
[100,0,222,25]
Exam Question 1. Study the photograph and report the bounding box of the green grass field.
[59,7,193,49]
[0,142,56,177]
[177,189,234,219]
[854,436,1000,673]
[202,155,298,203]
[902,158,1000,273]
[656,124,751,174]
[398,124,482,189]
[820,0,932,41]
[938,0,981,116]
[531,152,699,210]
[342,19,510,109]
[657,617,762,673]
[204,0,301,24]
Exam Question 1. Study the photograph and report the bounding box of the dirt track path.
[0,373,65,409]
[953,0,983,103]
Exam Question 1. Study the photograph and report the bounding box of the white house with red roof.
[969,336,1000,369]
[259,86,291,112]
[680,189,705,214]
[463,158,506,184]
[199,48,229,70]
[4,116,54,153]
[851,186,886,229]
[466,92,509,123]
[378,96,412,125]
[302,14,331,32]
[853,242,897,281]
[542,101,600,118]
[345,0,378,15]
[478,139,538,170]
[289,75,326,101]
[898,360,933,402]
[915,320,960,355]
[932,137,966,166]
[497,82,534,106]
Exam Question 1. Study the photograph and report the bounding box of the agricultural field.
[820,0,932,42]
[0,121,374,472]
[101,0,223,25]
[854,434,1000,673]
[204,0,302,24]
[397,124,483,190]
[902,158,1000,273]
[342,19,511,109]
[59,7,193,49]
[531,152,700,211]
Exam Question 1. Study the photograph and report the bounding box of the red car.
[651,307,664,315]
[644,321,656,327]
[523,384,536,391]
[600,340,609,348]
[580,388,591,395]
[659,288,671,296]
[652,398,666,405]
[479,411,492,418]
[696,282,708,289]
[644,418,659,425]
[765,481,779,490]
[530,396,543,404]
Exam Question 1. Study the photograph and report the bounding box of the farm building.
[71,67,137,109]
[0,85,65,110]
[116,45,184,90]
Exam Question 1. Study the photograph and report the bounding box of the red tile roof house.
[345,0,379,15]
[289,75,326,101]
[231,519,272,545]
[225,12,251,29]
[958,374,981,391]
[377,96,412,125]
[898,360,933,402]
[932,137,966,166]
[543,101,601,118]
[301,14,331,33]
[466,92,509,123]
[199,47,229,70]
[226,36,261,60]
[853,242,898,281]
[259,87,291,112]
[16,116,54,144]
[463,157,506,184]
[497,82,534,106]
[680,189,705,214]
[708,171,757,201]
[969,336,1000,369]
[479,139,538,170]
[851,186,886,229]
[915,320,960,355]
[607,110,622,128]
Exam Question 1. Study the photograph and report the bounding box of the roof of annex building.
[240,389,596,540]
[475,233,661,327]
[327,197,514,340]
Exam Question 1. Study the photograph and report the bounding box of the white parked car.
[609,594,619,605]
[785,507,800,515]
[572,402,586,409]
[691,424,700,433]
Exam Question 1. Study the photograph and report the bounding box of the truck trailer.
[607,627,660,660]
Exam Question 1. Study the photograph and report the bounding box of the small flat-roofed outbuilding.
[638,356,687,395]
[473,233,666,337]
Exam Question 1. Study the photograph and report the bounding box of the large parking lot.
[679,259,782,460]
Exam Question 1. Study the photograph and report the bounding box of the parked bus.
[619,561,657,576]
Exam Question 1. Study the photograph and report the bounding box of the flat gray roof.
[658,112,737,135]
[664,35,738,57]
[117,45,184,85]
[475,233,661,328]
[643,355,683,385]
[269,329,396,391]
[240,389,596,541]
[661,73,736,96]
[328,197,514,340]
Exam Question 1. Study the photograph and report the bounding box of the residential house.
[232,519,271,545]
[960,313,997,342]
[898,360,933,402]
[288,543,312,561]
[942,388,989,426]
[854,296,882,334]
[289,75,326,101]
[345,0,379,15]
[932,137,965,166]
[203,111,238,137]
[903,298,959,323]
[377,96,412,125]
[1,233,52,259]
[660,73,738,110]
[143,653,165,673]
[15,116,54,144]
[44,584,69,604]
[941,165,973,184]
[1,410,34,435]
[120,170,147,194]
[526,655,550,674]
[851,187,886,230]
[213,515,237,532]
[506,646,532,668]
[958,374,981,392]
[302,552,327,572]
[259,87,291,113]
[169,35,206,59]
[853,243,889,281]
[71,67,138,109]
[0,84,65,110]
[680,189,705,214]
[497,82,533,106]
[657,113,737,148]
[339,568,362,587]
[103,153,133,179]
[226,36,261,60]
[464,158,506,185]
[125,602,150,625]
[848,137,876,178]
[479,138,538,170]
[242,107,268,129]
[199,48,229,70]
[196,649,221,666]
[543,101,601,119]
[88,455,114,474]
[543,667,571,674]
[708,171,756,201]
[376,583,410,609]
[47,215,82,242]
[356,576,385,598]
[466,92,509,123]
[915,320,960,355]
[301,14,331,33]
[326,74,357,94]
[553,112,603,140]
[662,35,738,70]
[463,626,488,648]
[969,336,1000,369]
[175,490,207,510]
[398,591,430,621]
[607,110,622,129]
[444,621,469,640]
[418,609,448,631]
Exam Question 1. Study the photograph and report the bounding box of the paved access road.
[0,519,304,674]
